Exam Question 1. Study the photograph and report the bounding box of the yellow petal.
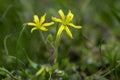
[56,25,65,39]
[68,23,82,29]
[34,15,39,24]
[31,27,37,33]
[40,13,46,25]
[42,22,54,27]
[52,17,62,23]
[66,10,74,23]
[27,22,37,27]
[58,9,65,20]
[65,26,73,38]
[40,27,48,31]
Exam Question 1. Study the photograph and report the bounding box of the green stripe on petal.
[31,27,37,33]
[40,27,48,31]
[65,26,73,39]
[58,9,65,20]
[42,22,54,27]
[27,22,37,27]
[56,25,65,39]
[34,15,39,24]
[66,10,74,23]
[52,17,62,22]
[68,23,82,29]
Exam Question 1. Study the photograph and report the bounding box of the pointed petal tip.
[56,25,64,39]
[31,30,33,33]
[69,10,71,12]
[27,22,37,27]
[51,22,54,24]
[34,15,39,24]
[51,17,62,22]
[42,22,54,27]
[79,26,82,29]
[34,15,38,17]
[31,27,38,33]
[34,15,39,19]
[58,9,65,20]
[75,26,82,29]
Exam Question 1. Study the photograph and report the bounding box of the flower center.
[62,19,68,26]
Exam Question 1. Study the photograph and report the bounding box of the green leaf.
[46,34,53,44]
[26,55,38,69]
[0,67,19,80]
[36,67,45,76]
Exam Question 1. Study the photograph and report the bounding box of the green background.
[0,0,120,80]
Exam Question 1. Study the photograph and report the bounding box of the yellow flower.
[52,9,82,39]
[27,13,54,33]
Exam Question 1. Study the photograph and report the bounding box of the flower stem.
[54,47,58,64]
[54,37,60,64]
[39,31,53,64]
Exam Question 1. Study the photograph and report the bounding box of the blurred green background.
[0,0,120,80]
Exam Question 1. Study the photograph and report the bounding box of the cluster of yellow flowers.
[27,9,82,39]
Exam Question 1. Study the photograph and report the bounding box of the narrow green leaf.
[46,34,53,44]
[26,55,38,69]
[0,67,19,80]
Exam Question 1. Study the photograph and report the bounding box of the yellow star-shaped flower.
[27,13,54,33]
[52,9,82,39]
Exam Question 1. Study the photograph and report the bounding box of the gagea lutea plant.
[27,9,82,79]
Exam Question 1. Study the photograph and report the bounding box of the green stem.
[54,37,60,64]
[39,31,53,61]
[54,47,58,64]
[0,68,20,80]
[4,34,11,55]
[49,73,52,80]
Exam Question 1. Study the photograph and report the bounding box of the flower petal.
[58,9,65,20]
[42,22,54,27]
[52,17,62,23]
[27,22,37,27]
[34,15,39,24]
[36,67,45,76]
[40,13,46,25]
[40,27,48,31]
[31,27,37,33]
[65,26,73,38]
[66,10,74,23]
[56,25,65,39]
[68,23,82,29]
